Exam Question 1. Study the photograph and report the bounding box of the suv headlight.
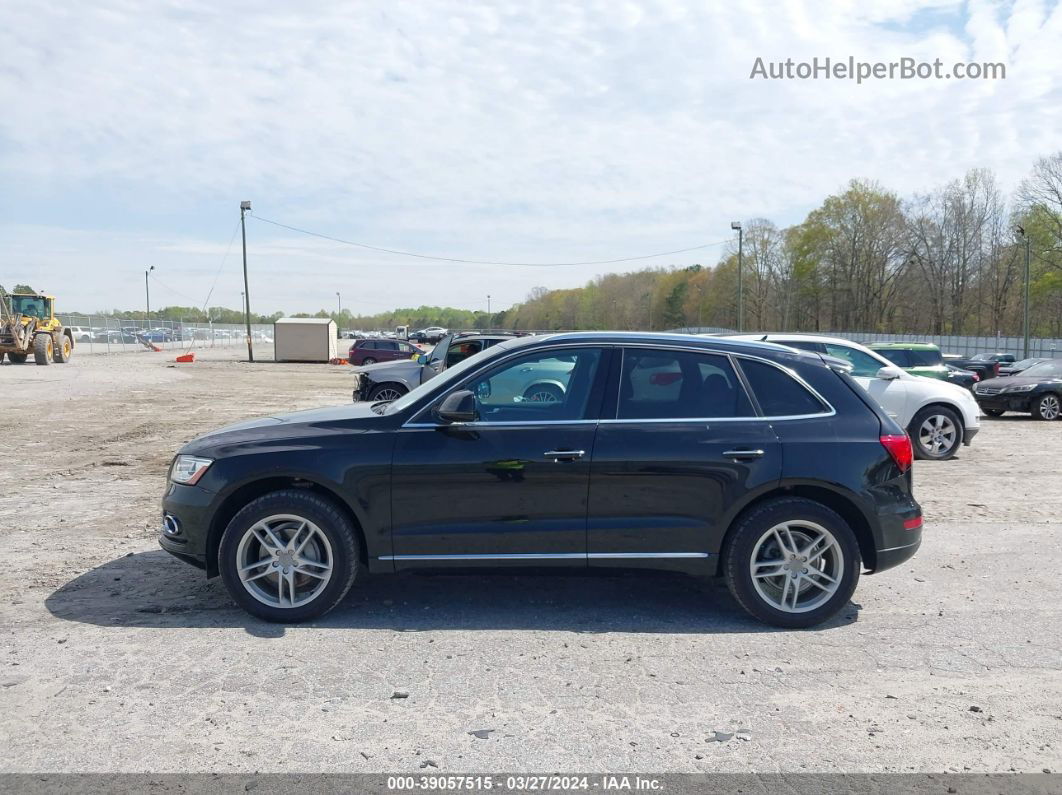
[170,455,213,485]
[1003,384,1036,393]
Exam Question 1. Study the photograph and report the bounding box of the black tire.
[7,353,27,364]
[1032,393,1061,421]
[522,383,563,403]
[908,405,963,460]
[53,334,72,363]
[33,333,53,365]
[218,489,361,623]
[368,382,408,402]
[983,408,1005,417]
[362,357,377,365]
[723,497,860,629]
[0,352,4,364]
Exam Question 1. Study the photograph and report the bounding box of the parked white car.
[725,334,981,460]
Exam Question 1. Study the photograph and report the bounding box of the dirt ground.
[0,347,1060,774]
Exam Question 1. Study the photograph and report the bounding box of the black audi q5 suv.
[160,332,922,628]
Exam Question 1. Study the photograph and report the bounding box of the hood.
[351,359,423,375]
[991,374,1062,388]
[180,403,382,454]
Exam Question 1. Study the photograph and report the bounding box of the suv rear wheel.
[908,405,963,460]
[724,498,860,628]
[218,489,361,622]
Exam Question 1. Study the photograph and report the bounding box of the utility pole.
[336,291,342,320]
[731,221,743,332]
[487,294,491,326]
[240,201,254,362]
[1017,225,1031,358]
[144,265,154,325]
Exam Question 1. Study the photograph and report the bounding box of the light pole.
[336,291,342,322]
[731,221,743,332]
[1017,225,1031,358]
[144,265,154,325]
[487,294,491,326]
[240,200,254,362]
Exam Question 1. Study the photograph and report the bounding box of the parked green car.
[867,342,949,380]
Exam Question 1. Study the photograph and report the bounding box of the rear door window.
[738,359,829,417]
[617,349,754,420]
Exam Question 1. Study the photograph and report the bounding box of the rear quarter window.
[738,359,830,417]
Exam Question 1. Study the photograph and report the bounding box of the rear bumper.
[873,537,921,571]
[963,426,979,446]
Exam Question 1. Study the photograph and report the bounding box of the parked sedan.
[347,338,419,366]
[161,332,922,628]
[974,359,1062,419]
[999,357,1050,377]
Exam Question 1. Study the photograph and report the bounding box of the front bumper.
[351,372,371,402]
[963,426,979,446]
[159,481,215,571]
[976,394,1032,413]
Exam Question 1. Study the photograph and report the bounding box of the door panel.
[388,346,609,568]
[587,347,781,567]
[390,424,597,564]
[587,420,780,564]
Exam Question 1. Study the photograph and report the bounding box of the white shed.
[273,317,338,362]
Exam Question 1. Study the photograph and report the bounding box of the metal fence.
[56,315,276,355]
[671,327,1062,359]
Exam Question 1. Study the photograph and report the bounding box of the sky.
[1,0,1060,317]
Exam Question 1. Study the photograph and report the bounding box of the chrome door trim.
[380,552,711,561]
[587,552,710,559]
[379,553,586,561]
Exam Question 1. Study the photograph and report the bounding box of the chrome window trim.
[379,552,709,561]
[401,340,835,429]
[613,343,835,422]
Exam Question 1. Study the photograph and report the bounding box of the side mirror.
[435,389,478,423]
[876,365,903,381]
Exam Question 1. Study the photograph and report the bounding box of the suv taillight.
[880,434,913,474]
[993,362,1000,377]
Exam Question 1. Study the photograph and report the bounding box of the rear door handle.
[722,448,765,460]
[544,449,585,461]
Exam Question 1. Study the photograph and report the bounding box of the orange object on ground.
[329,357,349,366]
[175,353,195,363]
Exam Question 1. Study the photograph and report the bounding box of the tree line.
[64,151,1062,337]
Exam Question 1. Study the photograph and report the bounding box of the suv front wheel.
[218,489,361,622]
[724,498,860,629]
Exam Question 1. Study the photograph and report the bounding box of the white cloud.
[0,0,1059,314]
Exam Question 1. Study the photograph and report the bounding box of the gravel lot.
[1,347,1060,774]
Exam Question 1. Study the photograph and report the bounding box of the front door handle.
[723,448,765,460]
[544,449,585,461]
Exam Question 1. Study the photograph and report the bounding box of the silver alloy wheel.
[749,520,844,613]
[918,413,957,455]
[372,387,405,401]
[235,514,334,608]
[524,387,561,403]
[1039,394,1060,420]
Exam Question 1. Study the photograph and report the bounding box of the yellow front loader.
[0,285,74,365]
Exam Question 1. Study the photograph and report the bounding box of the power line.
[248,213,729,267]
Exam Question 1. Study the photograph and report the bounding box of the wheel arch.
[204,476,369,577]
[716,482,877,574]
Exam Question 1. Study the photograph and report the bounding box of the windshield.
[1020,360,1062,379]
[10,295,47,318]
[1012,358,1043,369]
[384,339,518,415]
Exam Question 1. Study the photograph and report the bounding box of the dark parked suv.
[160,333,922,628]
